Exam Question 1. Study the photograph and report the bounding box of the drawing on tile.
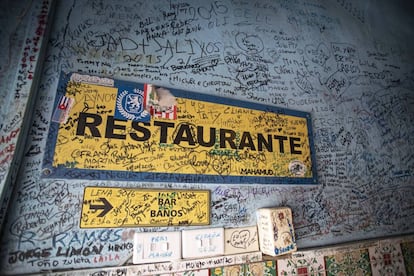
[244,261,277,276]
[277,254,325,276]
[210,265,244,276]
[325,249,371,276]
[369,242,406,276]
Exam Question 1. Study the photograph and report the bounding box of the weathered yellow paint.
[53,80,314,180]
[81,187,210,228]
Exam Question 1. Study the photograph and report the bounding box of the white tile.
[182,227,224,258]
[133,231,181,264]
[224,226,259,255]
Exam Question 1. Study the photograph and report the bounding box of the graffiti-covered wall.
[0,0,413,274]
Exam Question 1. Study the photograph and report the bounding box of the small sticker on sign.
[145,84,177,120]
[115,86,151,122]
[288,160,306,176]
[51,95,74,124]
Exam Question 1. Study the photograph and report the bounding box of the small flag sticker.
[145,84,177,120]
[52,95,75,123]
[58,95,72,110]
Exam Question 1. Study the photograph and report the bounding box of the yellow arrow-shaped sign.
[81,187,210,228]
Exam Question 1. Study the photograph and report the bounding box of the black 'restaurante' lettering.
[76,112,303,154]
